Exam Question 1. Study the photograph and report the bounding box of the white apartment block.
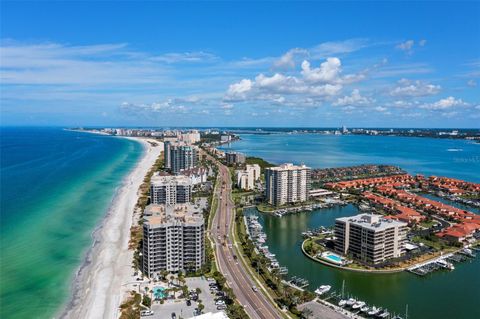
[265,163,311,206]
[180,130,201,144]
[142,204,205,276]
[334,213,407,265]
[236,164,261,190]
[150,174,192,205]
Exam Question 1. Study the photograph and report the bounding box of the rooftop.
[267,163,310,171]
[151,173,192,186]
[336,213,407,231]
[143,203,203,226]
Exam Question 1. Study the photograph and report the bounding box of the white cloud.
[419,40,427,47]
[396,40,415,54]
[375,106,388,112]
[150,51,218,63]
[333,89,375,106]
[390,78,441,97]
[301,58,342,83]
[273,48,307,69]
[420,96,468,110]
[225,79,253,101]
[272,39,370,70]
[224,58,352,104]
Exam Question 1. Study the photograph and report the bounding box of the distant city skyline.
[1,1,479,128]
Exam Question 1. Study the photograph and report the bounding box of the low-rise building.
[142,204,205,276]
[334,213,407,265]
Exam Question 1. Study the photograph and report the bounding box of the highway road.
[209,160,282,319]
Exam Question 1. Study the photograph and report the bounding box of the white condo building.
[334,213,407,265]
[236,164,261,190]
[142,204,205,276]
[265,163,311,206]
[150,174,192,205]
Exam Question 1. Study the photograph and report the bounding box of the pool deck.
[301,239,405,274]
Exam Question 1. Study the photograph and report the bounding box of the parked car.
[186,299,191,306]
[217,305,227,310]
[140,310,154,317]
[252,285,258,292]
[215,300,226,306]
[171,312,176,319]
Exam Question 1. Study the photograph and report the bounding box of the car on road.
[171,312,176,319]
[252,285,258,292]
[140,310,154,316]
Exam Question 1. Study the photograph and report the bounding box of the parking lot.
[149,277,220,319]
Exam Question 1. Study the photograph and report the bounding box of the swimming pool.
[321,252,344,264]
[153,286,166,299]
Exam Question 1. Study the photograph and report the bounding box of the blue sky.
[1,1,479,128]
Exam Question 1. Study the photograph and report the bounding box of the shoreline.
[57,134,162,319]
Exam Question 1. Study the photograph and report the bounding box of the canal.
[245,204,480,319]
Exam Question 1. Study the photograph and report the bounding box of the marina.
[407,249,477,276]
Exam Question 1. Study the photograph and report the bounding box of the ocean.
[0,127,143,319]
[221,133,480,319]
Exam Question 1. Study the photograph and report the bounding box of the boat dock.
[407,249,477,276]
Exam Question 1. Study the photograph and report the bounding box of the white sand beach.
[59,137,162,319]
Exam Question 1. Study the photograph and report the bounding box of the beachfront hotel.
[164,142,198,174]
[142,204,205,276]
[334,213,407,265]
[150,173,192,205]
[265,163,311,206]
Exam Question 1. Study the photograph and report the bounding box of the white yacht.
[314,285,332,296]
[352,301,366,310]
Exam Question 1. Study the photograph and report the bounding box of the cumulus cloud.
[225,79,253,101]
[301,58,342,83]
[333,89,375,106]
[419,96,468,110]
[390,78,441,97]
[224,57,357,105]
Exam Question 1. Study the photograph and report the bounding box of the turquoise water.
[223,133,480,319]
[324,253,342,263]
[153,286,166,299]
[0,128,143,319]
